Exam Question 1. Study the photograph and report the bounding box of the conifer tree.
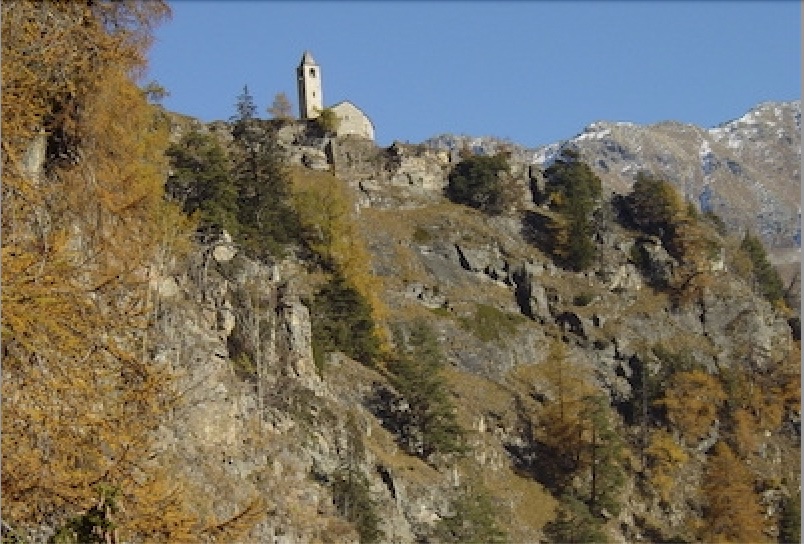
[166,128,239,236]
[1,1,207,539]
[388,320,463,459]
[535,340,595,485]
[331,413,384,543]
[268,91,294,120]
[542,493,608,544]
[446,153,510,214]
[740,230,784,304]
[229,86,300,258]
[655,370,726,445]
[291,168,389,348]
[701,442,766,543]
[581,395,626,518]
[645,430,689,503]
[779,491,801,544]
[433,481,507,543]
[542,149,602,270]
[311,271,381,369]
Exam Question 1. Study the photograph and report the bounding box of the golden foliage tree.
[291,168,389,343]
[533,340,596,484]
[645,430,689,503]
[654,370,726,445]
[701,442,767,543]
[1,1,209,539]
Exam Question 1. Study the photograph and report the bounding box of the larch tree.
[701,442,767,543]
[654,370,726,445]
[0,1,216,540]
[535,339,596,483]
[291,168,389,349]
[268,91,294,121]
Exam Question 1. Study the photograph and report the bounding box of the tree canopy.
[446,153,510,214]
[1,1,209,540]
[542,149,602,271]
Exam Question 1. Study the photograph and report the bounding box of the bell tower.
[297,51,323,120]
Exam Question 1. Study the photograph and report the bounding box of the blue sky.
[148,1,800,148]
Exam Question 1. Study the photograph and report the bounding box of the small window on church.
[309,68,316,77]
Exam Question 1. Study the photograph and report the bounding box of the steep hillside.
[133,118,800,543]
[3,4,799,537]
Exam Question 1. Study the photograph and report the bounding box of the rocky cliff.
[137,106,801,543]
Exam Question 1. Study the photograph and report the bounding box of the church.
[296,51,375,141]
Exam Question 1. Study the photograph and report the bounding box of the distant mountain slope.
[424,101,801,249]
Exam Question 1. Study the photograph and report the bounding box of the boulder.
[301,148,330,171]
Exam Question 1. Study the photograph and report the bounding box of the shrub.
[314,107,340,135]
[458,304,527,343]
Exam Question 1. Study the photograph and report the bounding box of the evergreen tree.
[433,482,507,543]
[779,491,801,544]
[166,129,239,236]
[581,395,626,518]
[388,320,463,459]
[331,413,384,544]
[311,271,380,369]
[542,493,608,544]
[230,87,300,258]
[233,85,257,125]
[542,150,602,271]
[623,172,686,241]
[446,154,510,214]
[740,230,784,304]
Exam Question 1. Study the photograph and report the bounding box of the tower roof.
[300,51,317,65]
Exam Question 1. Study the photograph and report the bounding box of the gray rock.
[279,296,321,391]
[301,148,330,171]
[608,263,644,291]
[404,282,447,309]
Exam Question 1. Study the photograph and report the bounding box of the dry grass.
[444,368,557,540]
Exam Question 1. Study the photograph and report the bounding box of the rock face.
[151,242,449,543]
[140,102,799,544]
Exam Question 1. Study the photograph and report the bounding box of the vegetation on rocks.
[3,5,799,542]
[1,1,206,541]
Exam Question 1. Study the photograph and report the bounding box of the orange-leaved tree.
[1,1,219,541]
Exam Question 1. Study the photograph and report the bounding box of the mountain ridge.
[424,100,801,251]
